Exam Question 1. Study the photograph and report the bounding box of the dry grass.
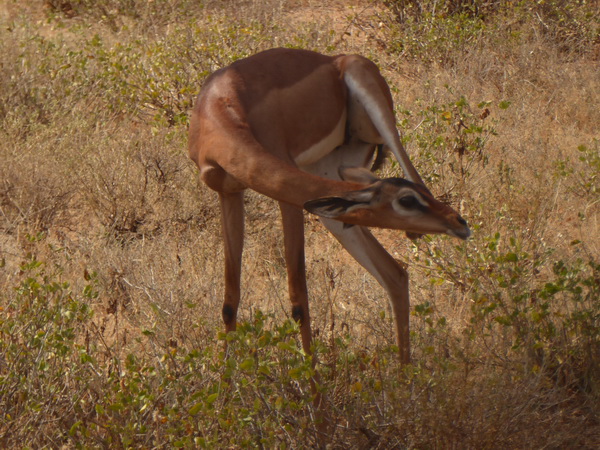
[0,0,598,447]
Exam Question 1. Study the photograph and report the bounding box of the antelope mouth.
[447,227,472,240]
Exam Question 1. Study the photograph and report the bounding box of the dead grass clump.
[75,125,198,238]
[44,0,206,32]
[0,155,74,233]
[0,117,79,233]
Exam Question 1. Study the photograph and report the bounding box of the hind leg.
[320,218,411,364]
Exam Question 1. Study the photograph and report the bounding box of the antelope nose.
[457,216,471,239]
[448,214,471,240]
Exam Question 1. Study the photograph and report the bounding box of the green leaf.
[69,420,83,436]
[206,392,219,406]
[188,402,203,416]
[239,357,255,371]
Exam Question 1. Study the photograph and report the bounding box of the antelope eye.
[398,196,420,209]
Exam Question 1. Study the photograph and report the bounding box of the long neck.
[218,134,364,207]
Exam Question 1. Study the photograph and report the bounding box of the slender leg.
[219,191,245,335]
[279,201,330,427]
[279,202,313,355]
[303,139,411,363]
[320,218,411,364]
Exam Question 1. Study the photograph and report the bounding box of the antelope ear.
[304,192,375,219]
[338,166,379,185]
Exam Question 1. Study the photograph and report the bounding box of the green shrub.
[0,253,97,445]
[383,0,599,63]
[0,259,323,447]
[414,231,599,399]
[396,89,502,187]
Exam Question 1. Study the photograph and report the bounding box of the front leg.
[279,202,313,355]
[219,192,245,335]
[280,202,330,418]
[320,218,411,364]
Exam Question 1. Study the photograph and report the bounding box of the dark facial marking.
[385,177,415,188]
[398,195,421,209]
[304,197,366,215]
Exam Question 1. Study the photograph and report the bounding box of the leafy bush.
[383,0,599,64]
[396,89,504,187]
[44,0,206,31]
[412,232,600,401]
[0,259,322,447]
[0,254,97,445]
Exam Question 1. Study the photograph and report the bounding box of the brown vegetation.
[0,0,598,447]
